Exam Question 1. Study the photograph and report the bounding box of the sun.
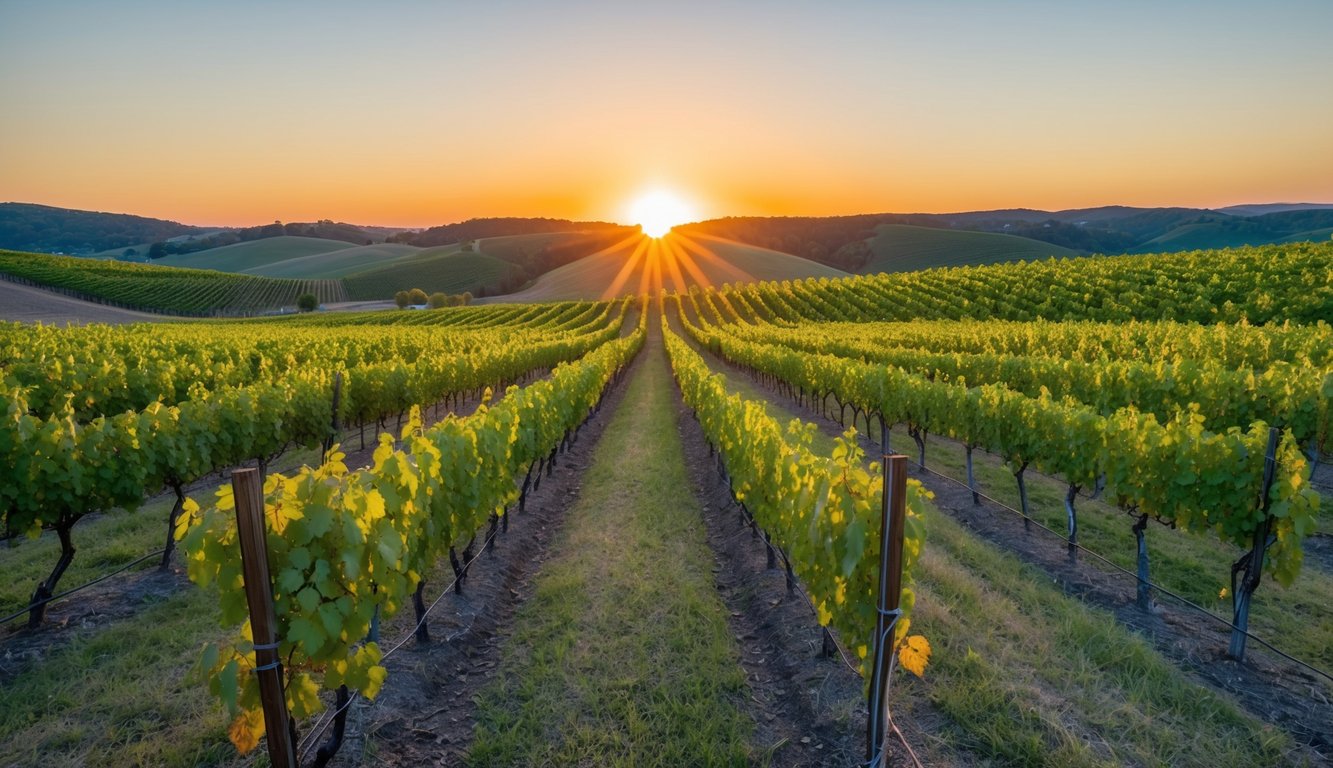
[628,190,695,238]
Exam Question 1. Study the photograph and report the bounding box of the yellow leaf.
[227,708,264,754]
[286,672,323,719]
[363,664,388,699]
[897,634,931,678]
[173,498,199,541]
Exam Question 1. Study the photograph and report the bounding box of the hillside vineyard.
[1,240,1328,764]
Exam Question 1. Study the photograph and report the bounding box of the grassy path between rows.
[680,325,1300,767]
[467,331,756,766]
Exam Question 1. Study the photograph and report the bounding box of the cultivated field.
[1,241,1330,767]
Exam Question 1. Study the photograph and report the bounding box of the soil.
[0,567,188,684]
[1306,533,1333,575]
[673,378,945,767]
[717,354,1333,763]
[0,278,171,325]
[357,331,920,767]
[350,350,637,766]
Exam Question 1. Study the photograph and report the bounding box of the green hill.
[1138,221,1279,252]
[1142,216,1333,252]
[156,236,358,272]
[0,249,345,316]
[0,202,204,254]
[1278,228,1333,244]
[245,243,422,279]
[863,224,1080,273]
[500,233,846,302]
[476,232,592,264]
[342,247,513,301]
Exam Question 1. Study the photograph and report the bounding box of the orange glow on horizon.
[2,5,1331,227]
[599,232,752,301]
[627,190,697,238]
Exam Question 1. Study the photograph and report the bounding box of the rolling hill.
[0,203,205,254]
[246,243,423,279]
[0,249,345,316]
[475,232,593,264]
[679,204,1333,272]
[498,233,847,302]
[391,217,626,247]
[156,236,359,272]
[1138,221,1287,252]
[864,224,1080,272]
[343,247,512,301]
[1214,203,1333,216]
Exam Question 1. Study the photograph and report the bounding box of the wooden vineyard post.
[867,453,908,765]
[1229,427,1280,662]
[232,468,297,768]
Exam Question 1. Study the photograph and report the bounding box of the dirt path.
[361,322,880,766]
[358,340,643,765]
[0,279,171,324]
[461,325,757,765]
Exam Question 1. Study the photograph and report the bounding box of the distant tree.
[407,288,428,305]
[123,248,138,258]
[297,293,318,312]
[460,291,472,305]
[394,290,410,309]
[148,242,168,259]
[428,292,448,308]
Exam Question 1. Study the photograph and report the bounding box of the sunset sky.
[2,1,1332,228]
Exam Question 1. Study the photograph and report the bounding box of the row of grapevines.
[699,241,1332,326]
[706,316,1332,453]
[662,320,931,680]
[0,250,342,316]
[0,300,620,420]
[0,308,628,626]
[175,309,647,754]
[699,314,1333,371]
[685,315,1321,587]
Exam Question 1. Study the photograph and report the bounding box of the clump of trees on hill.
[388,217,624,247]
[395,288,471,309]
[0,202,202,254]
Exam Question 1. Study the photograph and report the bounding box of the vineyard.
[0,250,347,316]
[1,241,1330,767]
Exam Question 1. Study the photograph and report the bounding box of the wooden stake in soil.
[232,468,297,768]
[867,453,908,765]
